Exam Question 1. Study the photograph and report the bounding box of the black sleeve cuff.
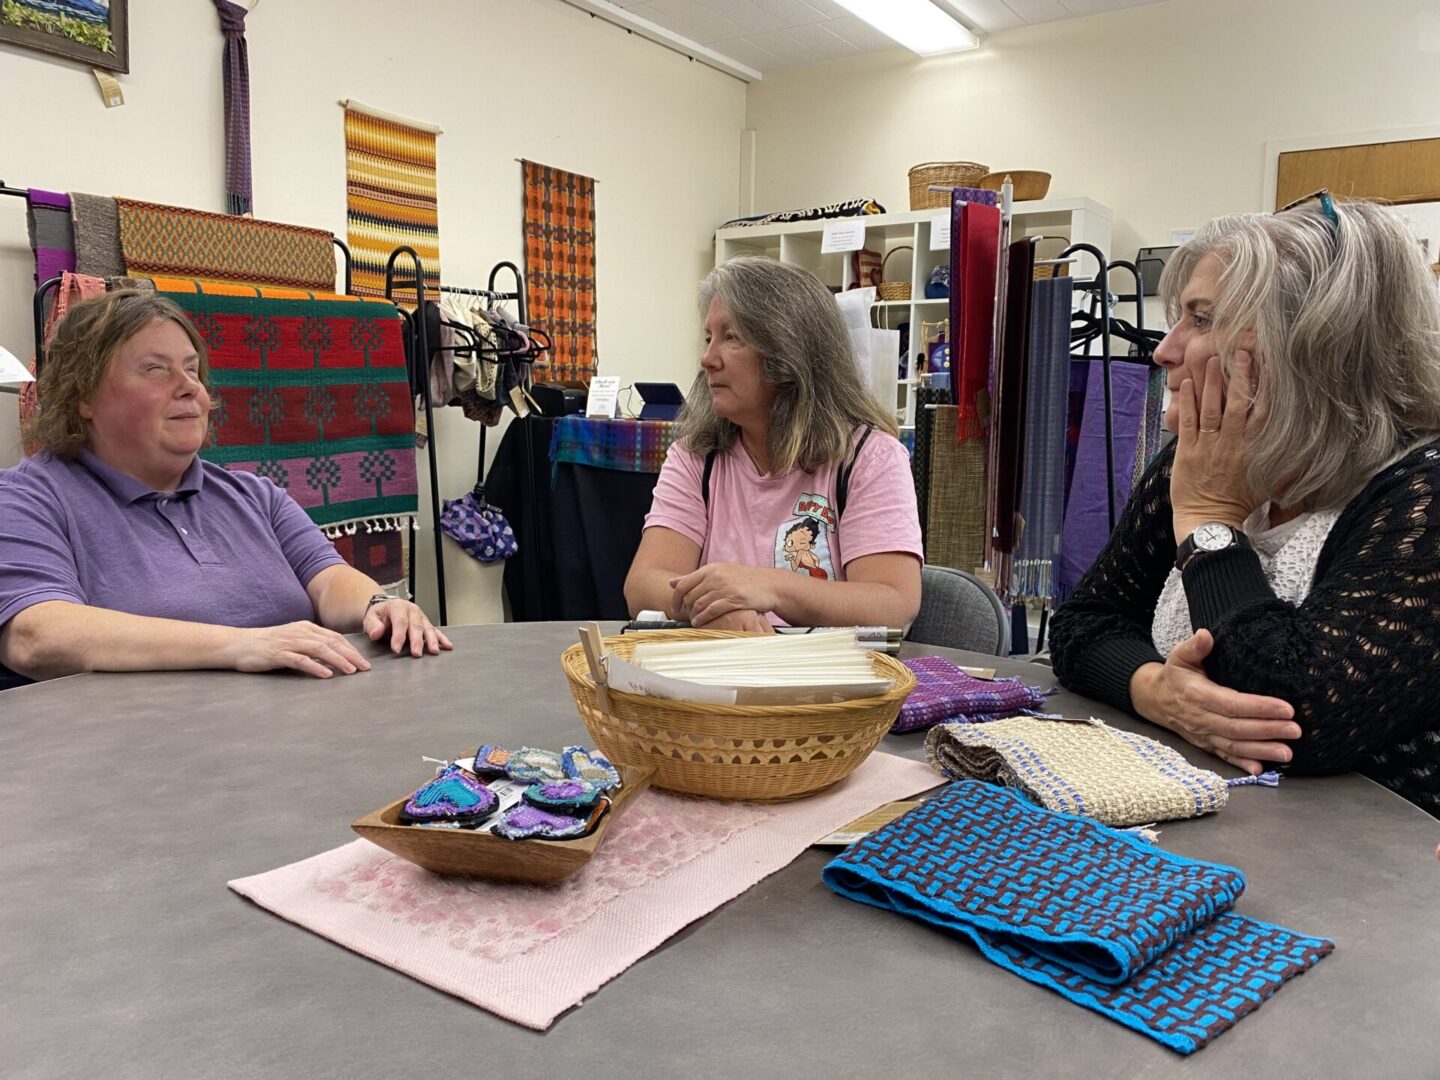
[1181,546,1276,630]
[1075,635,1166,715]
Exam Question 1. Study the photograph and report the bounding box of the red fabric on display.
[952,201,1000,442]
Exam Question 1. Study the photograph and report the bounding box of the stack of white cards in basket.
[608,628,894,706]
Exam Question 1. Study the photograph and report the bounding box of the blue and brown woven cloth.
[892,656,1049,733]
[548,416,679,477]
[822,782,1333,1054]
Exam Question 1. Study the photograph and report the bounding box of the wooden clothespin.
[578,622,612,716]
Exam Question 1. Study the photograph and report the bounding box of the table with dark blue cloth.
[484,415,679,621]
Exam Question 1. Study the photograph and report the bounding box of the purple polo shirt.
[0,451,347,630]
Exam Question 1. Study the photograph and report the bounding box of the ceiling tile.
[744,28,824,66]
[1003,0,1073,23]
[778,19,863,59]
[820,14,900,51]
[691,0,785,35]
[1058,0,1120,15]
[708,34,789,70]
[936,0,1025,33]
[640,0,742,41]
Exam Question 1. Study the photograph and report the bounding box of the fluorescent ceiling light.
[832,0,980,55]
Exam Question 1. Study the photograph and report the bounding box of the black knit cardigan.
[1049,438,1440,818]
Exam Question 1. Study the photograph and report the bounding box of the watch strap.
[1176,525,1249,572]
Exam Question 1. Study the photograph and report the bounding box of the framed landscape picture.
[0,0,128,73]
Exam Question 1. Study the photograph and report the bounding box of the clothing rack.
[384,246,448,624]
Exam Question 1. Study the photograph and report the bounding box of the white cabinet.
[714,197,1113,428]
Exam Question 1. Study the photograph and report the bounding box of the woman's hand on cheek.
[1171,350,1265,539]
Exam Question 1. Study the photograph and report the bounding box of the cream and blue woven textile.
[822,782,1333,1054]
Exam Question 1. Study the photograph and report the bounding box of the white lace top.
[1151,505,1342,658]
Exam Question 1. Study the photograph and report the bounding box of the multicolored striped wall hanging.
[522,160,597,384]
[343,101,441,299]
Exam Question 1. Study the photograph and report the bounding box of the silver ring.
[1199,427,1219,433]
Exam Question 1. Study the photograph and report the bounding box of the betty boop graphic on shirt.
[775,494,836,580]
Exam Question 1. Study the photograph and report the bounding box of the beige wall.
[745,0,1440,267]
[0,0,745,621]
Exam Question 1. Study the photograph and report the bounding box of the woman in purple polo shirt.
[0,290,450,682]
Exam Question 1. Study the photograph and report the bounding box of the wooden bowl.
[977,170,1051,201]
[351,764,654,885]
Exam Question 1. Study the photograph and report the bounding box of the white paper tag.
[0,346,35,386]
[586,375,621,418]
[508,385,530,418]
[929,212,951,251]
[822,221,866,254]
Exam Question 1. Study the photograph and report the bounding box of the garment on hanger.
[989,239,1036,556]
[1009,276,1074,603]
[26,189,75,285]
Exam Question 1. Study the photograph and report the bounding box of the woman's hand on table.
[1171,351,1265,540]
[230,621,374,678]
[669,563,781,627]
[1129,629,1300,774]
[363,598,454,658]
[698,609,775,633]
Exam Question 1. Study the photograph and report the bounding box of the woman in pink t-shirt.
[625,256,923,631]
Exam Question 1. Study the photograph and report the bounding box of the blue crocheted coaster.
[822,782,1333,1054]
[398,765,500,826]
[522,779,606,812]
[491,799,609,841]
[471,744,513,779]
[561,745,621,790]
[505,747,567,783]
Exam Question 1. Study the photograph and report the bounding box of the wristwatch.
[365,592,394,611]
[1175,522,1249,571]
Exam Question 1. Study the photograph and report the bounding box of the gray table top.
[3,622,1437,1080]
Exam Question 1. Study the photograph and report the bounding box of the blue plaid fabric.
[822,782,1333,1054]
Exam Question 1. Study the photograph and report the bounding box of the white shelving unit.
[715,197,1113,428]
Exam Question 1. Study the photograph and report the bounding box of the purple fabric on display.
[26,188,76,285]
[213,0,253,216]
[1056,360,1152,600]
[893,656,1050,734]
[0,451,344,631]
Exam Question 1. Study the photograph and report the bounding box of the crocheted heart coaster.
[561,746,621,789]
[523,779,607,812]
[492,799,610,841]
[505,747,567,783]
[399,765,501,826]
[471,744,513,779]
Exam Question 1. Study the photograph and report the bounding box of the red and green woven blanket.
[164,289,417,586]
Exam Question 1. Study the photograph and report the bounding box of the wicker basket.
[908,161,989,210]
[877,246,913,302]
[561,630,917,802]
[978,170,1052,202]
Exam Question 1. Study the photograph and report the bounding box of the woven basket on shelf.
[978,170,1052,201]
[908,161,989,210]
[560,629,917,802]
[877,246,913,301]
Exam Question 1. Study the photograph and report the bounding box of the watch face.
[1194,522,1235,551]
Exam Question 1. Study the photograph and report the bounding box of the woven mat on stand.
[168,287,416,589]
[548,415,679,475]
[925,714,1229,826]
[228,752,937,1030]
[116,198,336,292]
[823,781,1333,1054]
[926,404,986,572]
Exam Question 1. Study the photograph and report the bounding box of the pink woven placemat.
[228,752,937,1029]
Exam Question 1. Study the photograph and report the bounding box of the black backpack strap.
[702,449,717,510]
[835,426,874,523]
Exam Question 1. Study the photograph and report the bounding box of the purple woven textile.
[213,0,253,216]
[26,189,76,285]
[1056,360,1151,601]
[893,656,1049,734]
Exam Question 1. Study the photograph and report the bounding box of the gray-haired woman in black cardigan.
[1050,196,1440,818]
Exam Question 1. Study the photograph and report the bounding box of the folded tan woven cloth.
[924,715,1228,827]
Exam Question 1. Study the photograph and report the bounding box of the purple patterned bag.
[440,491,517,564]
[893,656,1049,734]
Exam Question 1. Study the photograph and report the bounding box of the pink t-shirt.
[644,432,923,606]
